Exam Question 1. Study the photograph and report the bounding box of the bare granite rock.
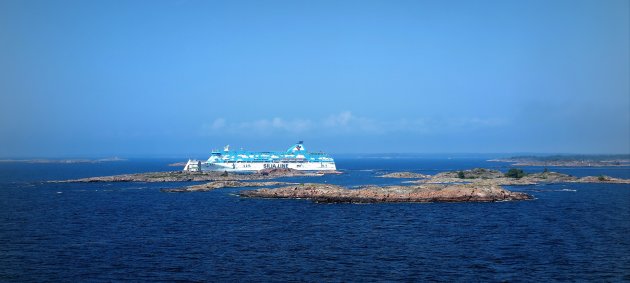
[576,176,630,184]
[378,172,430,178]
[56,169,337,183]
[55,171,249,183]
[168,162,188,167]
[522,172,577,183]
[405,169,630,186]
[409,168,509,184]
[435,168,504,179]
[254,168,339,176]
[162,181,294,192]
[55,167,629,189]
[239,183,533,203]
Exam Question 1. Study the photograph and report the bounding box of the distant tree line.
[508,154,629,162]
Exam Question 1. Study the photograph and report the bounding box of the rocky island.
[56,168,340,183]
[393,168,630,185]
[57,167,629,204]
[378,172,430,178]
[236,168,628,203]
[239,183,533,203]
[161,181,295,193]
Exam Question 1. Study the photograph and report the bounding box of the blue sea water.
[1,158,629,282]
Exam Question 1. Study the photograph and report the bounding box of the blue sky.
[1,0,628,157]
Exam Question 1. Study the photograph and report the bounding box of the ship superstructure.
[184,141,336,172]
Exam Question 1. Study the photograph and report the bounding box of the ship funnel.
[287,142,306,152]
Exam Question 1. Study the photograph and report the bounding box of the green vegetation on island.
[505,168,526,179]
[54,167,630,204]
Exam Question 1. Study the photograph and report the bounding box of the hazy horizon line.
[2,152,629,160]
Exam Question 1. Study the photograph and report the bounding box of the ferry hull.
[184,142,337,172]
[202,162,336,172]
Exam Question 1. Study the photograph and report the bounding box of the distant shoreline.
[489,160,629,167]
[0,157,125,164]
[489,155,630,167]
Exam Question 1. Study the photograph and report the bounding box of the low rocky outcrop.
[254,168,341,176]
[400,168,508,184]
[168,162,188,167]
[435,168,504,179]
[56,169,338,183]
[522,172,577,183]
[391,168,630,186]
[380,168,508,183]
[378,172,430,178]
[55,167,629,192]
[490,156,629,167]
[239,183,533,204]
[55,171,249,183]
[576,176,630,184]
[161,181,293,193]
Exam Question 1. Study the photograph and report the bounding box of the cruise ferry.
[183,141,336,172]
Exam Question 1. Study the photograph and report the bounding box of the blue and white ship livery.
[184,141,336,172]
